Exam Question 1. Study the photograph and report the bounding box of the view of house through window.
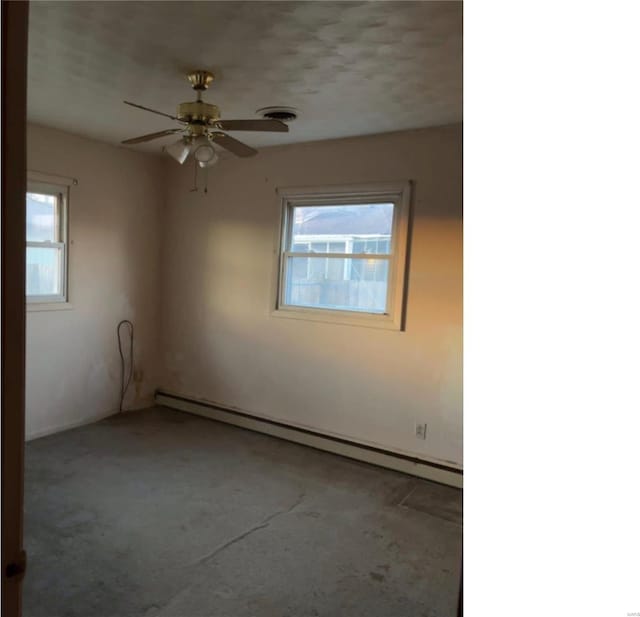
[284,203,394,313]
[26,183,68,302]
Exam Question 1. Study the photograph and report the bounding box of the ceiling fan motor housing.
[177,101,220,125]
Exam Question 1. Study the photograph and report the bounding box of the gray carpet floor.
[24,406,462,617]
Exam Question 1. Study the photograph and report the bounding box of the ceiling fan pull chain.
[190,158,198,192]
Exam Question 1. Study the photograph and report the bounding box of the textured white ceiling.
[27,1,462,153]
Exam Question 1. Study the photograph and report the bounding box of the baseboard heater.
[155,390,463,489]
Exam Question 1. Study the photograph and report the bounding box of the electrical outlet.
[415,422,427,440]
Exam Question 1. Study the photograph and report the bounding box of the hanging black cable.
[117,320,134,412]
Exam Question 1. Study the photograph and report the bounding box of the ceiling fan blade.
[124,100,182,122]
[213,119,288,133]
[121,129,182,145]
[210,132,257,157]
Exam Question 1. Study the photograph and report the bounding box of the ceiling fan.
[120,70,288,167]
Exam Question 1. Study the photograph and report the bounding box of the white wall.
[26,124,164,439]
[159,124,462,468]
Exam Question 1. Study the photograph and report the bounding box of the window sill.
[27,301,73,312]
[271,306,403,330]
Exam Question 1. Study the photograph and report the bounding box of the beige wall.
[159,124,462,467]
[26,124,164,439]
[25,123,462,466]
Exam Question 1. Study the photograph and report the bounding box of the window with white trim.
[26,181,69,304]
[274,182,411,329]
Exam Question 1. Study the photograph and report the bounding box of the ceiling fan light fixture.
[192,135,216,163]
[198,150,219,168]
[164,138,191,164]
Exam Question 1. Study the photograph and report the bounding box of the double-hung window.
[274,181,411,330]
[26,181,69,304]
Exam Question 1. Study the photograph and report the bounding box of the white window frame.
[26,179,70,308]
[272,181,412,330]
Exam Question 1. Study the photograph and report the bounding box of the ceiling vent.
[256,106,298,123]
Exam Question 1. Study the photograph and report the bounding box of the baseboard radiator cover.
[155,390,463,489]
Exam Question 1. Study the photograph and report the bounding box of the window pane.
[290,204,393,255]
[26,246,62,296]
[351,237,385,255]
[291,256,308,279]
[27,192,58,242]
[285,256,388,313]
[350,256,388,282]
[326,257,345,281]
[308,257,325,278]
[352,240,365,254]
